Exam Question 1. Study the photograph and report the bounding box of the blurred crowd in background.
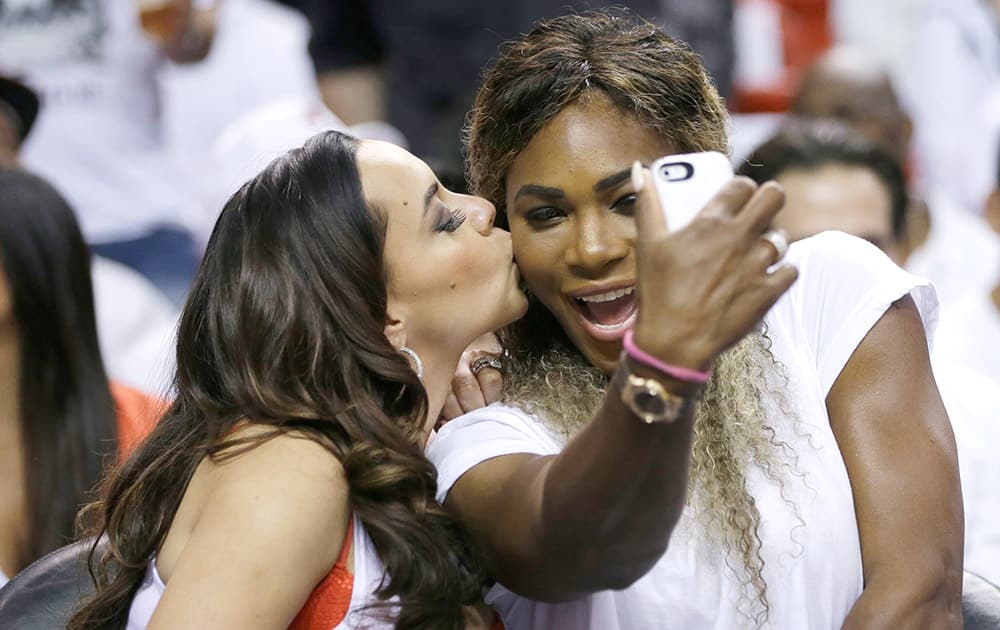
[1,0,999,592]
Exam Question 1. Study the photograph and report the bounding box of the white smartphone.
[650,151,734,231]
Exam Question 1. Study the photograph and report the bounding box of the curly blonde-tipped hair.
[468,10,803,624]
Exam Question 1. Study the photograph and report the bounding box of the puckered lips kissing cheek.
[566,282,637,342]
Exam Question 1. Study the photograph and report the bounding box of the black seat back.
[0,539,101,629]
[964,571,1000,629]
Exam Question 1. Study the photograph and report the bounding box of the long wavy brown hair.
[68,131,486,629]
[467,11,803,624]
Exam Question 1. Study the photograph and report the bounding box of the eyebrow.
[593,168,632,193]
[424,181,439,217]
[514,184,564,202]
[514,166,641,203]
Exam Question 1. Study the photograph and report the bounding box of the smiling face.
[505,94,677,373]
[357,141,527,361]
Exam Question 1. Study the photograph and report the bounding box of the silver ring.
[761,229,789,261]
[470,354,504,377]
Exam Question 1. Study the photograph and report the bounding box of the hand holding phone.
[628,155,796,371]
[650,151,734,232]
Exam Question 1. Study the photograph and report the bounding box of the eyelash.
[524,193,638,225]
[525,207,564,224]
[438,208,467,232]
[611,193,638,213]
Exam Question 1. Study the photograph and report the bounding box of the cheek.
[439,238,502,300]
[512,227,563,293]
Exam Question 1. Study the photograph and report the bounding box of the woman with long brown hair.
[428,10,963,630]
[68,130,527,629]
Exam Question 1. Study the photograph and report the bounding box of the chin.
[501,291,530,327]
[514,293,530,318]
[560,318,620,374]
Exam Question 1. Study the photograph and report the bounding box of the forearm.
[533,361,699,593]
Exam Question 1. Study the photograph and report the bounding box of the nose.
[564,210,630,276]
[465,195,497,235]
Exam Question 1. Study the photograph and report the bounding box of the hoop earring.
[399,346,424,381]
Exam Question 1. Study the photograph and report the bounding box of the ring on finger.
[761,229,789,261]
[470,354,504,377]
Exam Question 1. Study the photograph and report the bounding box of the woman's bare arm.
[829,296,964,629]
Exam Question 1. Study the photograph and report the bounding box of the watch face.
[623,374,684,423]
[635,386,668,416]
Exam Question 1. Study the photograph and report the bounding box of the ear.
[986,188,1000,234]
[384,314,407,351]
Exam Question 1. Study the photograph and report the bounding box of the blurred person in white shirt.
[903,0,1000,215]
[0,0,216,306]
[936,149,1000,386]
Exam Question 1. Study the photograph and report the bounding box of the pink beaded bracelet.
[622,329,713,385]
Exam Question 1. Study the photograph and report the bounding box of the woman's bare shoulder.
[158,424,350,581]
[210,424,349,503]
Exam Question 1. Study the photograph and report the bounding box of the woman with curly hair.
[428,10,963,629]
[67,130,527,629]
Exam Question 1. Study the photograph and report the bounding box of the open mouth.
[571,286,638,341]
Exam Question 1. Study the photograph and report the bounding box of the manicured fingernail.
[631,160,644,193]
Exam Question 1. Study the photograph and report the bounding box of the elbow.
[917,563,965,627]
[525,515,674,600]
[852,561,964,629]
[565,534,672,593]
[595,558,664,591]
[913,550,965,622]
[905,574,964,629]
[602,537,671,591]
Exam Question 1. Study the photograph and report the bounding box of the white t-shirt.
[935,291,1000,385]
[0,0,187,242]
[428,231,937,630]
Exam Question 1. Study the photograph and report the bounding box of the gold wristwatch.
[618,360,692,424]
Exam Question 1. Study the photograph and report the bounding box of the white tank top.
[126,514,396,629]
